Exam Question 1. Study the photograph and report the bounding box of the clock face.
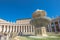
[0,26,2,32]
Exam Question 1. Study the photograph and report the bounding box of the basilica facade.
[0,18,35,36]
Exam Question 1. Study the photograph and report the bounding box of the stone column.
[3,25,6,33]
[6,26,7,33]
[53,21,57,32]
[28,26,29,32]
[18,26,19,32]
[11,26,13,33]
[27,26,28,32]
[10,25,12,33]
[14,26,15,33]
[32,26,35,35]
[1,25,3,33]
[13,26,15,32]
[7,25,9,33]
[8,26,10,33]
[48,24,51,32]
[21,26,22,32]
[31,25,32,32]
[26,26,27,32]
[33,26,35,35]
[20,26,21,32]
[58,20,60,31]
[16,26,17,32]
[24,26,25,32]
[50,23,52,32]
[19,26,20,32]
[25,26,26,32]
[17,26,18,33]
[28,26,30,32]
[0,25,2,32]
[47,25,49,32]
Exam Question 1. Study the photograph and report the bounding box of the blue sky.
[0,0,60,22]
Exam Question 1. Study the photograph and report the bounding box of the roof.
[0,19,10,23]
[51,16,60,21]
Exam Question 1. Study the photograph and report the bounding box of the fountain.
[31,9,51,36]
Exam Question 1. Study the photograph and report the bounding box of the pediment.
[0,19,10,23]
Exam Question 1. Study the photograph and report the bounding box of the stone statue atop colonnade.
[31,9,51,36]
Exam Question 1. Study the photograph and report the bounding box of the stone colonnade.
[47,20,60,32]
[0,23,35,40]
[0,24,35,35]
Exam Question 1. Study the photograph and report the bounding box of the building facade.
[47,17,60,32]
[0,9,51,36]
[0,18,35,36]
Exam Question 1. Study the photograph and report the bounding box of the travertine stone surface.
[41,27,47,36]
